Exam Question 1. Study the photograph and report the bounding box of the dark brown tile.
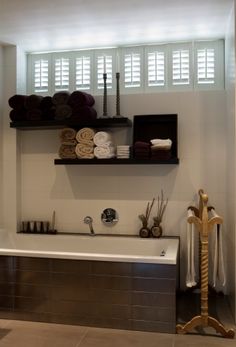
[50,299,92,317]
[51,285,90,301]
[0,270,15,283]
[132,305,175,322]
[14,257,50,272]
[92,261,132,276]
[132,292,175,307]
[90,317,132,330]
[90,275,132,290]
[51,273,90,287]
[0,283,14,296]
[50,313,91,326]
[51,259,91,274]
[91,303,130,319]
[0,296,13,310]
[14,270,51,285]
[0,256,14,270]
[14,296,51,313]
[132,278,176,293]
[132,263,176,279]
[14,283,51,299]
[90,289,131,304]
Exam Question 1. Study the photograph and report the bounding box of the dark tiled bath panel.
[0,256,178,333]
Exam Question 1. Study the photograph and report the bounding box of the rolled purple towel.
[71,105,97,121]
[40,96,53,111]
[9,108,27,121]
[134,141,150,149]
[55,104,72,120]
[68,91,95,107]
[26,109,43,121]
[8,95,27,110]
[24,94,43,110]
[52,91,70,105]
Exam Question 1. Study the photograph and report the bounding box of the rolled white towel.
[94,145,115,159]
[94,131,112,146]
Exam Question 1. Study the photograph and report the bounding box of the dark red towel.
[9,108,27,121]
[8,95,27,110]
[26,109,43,121]
[52,91,70,105]
[40,96,53,111]
[71,106,97,121]
[134,141,150,149]
[68,91,95,107]
[24,94,43,110]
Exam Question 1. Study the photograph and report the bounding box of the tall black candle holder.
[101,73,110,118]
[114,72,124,118]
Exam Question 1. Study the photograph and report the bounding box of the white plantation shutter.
[34,59,49,93]
[96,52,113,91]
[172,49,190,85]
[54,57,70,91]
[124,53,141,88]
[194,40,224,90]
[148,52,165,86]
[197,48,215,84]
[75,55,91,90]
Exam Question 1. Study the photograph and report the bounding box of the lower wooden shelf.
[54,158,179,165]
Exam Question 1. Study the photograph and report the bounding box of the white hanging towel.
[209,217,226,289]
[186,210,197,288]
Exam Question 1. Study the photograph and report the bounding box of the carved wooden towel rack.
[176,189,235,338]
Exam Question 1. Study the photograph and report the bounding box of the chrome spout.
[83,216,95,235]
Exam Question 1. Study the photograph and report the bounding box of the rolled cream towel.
[75,143,94,159]
[59,144,77,159]
[60,128,77,142]
[93,131,112,146]
[76,127,95,145]
[94,145,115,159]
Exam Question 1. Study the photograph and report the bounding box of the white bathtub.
[0,231,179,264]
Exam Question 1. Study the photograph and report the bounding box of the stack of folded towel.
[52,91,72,120]
[133,141,150,159]
[150,138,172,160]
[59,128,77,159]
[93,131,115,159]
[75,127,95,159]
[116,145,130,159]
[68,91,97,121]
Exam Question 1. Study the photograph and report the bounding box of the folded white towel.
[186,216,197,288]
[94,131,112,146]
[94,145,115,159]
[151,139,172,147]
[209,220,226,289]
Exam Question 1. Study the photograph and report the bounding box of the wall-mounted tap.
[83,216,95,235]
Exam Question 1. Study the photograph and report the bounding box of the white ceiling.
[0,0,233,52]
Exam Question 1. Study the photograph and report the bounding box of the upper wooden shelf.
[10,117,132,130]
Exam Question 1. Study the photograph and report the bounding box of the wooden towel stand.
[176,189,235,338]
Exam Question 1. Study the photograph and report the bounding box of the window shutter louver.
[34,59,49,93]
[172,49,190,85]
[54,58,69,91]
[148,51,165,86]
[197,48,215,84]
[97,55,113,89]
[76,56,91,90]
[124,53,141,88]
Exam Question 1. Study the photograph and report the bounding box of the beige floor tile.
[174,333,236,347]
[78,327,174,347]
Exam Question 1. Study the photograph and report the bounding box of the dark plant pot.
[151,224,162,238]
[139,227,150,238]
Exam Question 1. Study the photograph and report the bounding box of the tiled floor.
[0,293,235,347]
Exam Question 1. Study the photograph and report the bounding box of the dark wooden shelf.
[10,117,132,130]
[54,158,179,165]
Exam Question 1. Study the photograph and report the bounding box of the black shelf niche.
[133,114,178,161]
[10,117,132,130]
[54,158,179,165]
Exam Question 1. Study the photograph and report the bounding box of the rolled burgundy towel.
[55,104,72,120]
[8,95,27,110]
[26,109,43,121]
[134,141,150,149]
[40,96,53,111]
[68,91,95,108]
[9,108,27,121]
[151,150,171,160]
[71,105,97,121]
[52,91,70,105]
[24,94,43,110]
